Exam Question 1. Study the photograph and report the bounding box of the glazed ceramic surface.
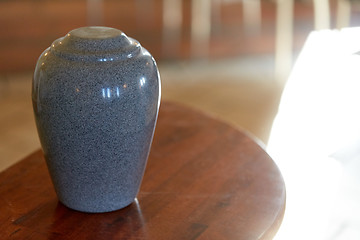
[32,26,161,213]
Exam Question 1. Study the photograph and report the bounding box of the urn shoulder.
[33,26,161,106]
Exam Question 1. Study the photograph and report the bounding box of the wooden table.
[0,102,285,240]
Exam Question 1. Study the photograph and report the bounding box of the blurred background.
[1,0,345,170]
[2,0,360,239]
[0,0,309,71]
[1,0,360,168]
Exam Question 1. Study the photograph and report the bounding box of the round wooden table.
[0,102,285,240]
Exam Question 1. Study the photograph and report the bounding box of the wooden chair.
[190,0,262,57]
[275,0,331,83]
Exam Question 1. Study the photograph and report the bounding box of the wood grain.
[0,102,285,240]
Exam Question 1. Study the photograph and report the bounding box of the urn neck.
[50,26,141,62]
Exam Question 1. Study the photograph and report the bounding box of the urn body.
[32,27,161,213]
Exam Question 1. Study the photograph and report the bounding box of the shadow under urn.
[32,26,161,213]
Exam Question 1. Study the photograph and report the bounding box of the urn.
[32,26,161,213]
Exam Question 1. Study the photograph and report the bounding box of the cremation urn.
[32,26,161,213]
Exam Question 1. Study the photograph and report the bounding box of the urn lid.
[50,26,141,62]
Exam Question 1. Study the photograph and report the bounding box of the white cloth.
[268,28,360,240]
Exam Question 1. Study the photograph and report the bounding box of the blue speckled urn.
[32,26,161,213]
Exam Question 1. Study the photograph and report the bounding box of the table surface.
[0,102,285,240]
